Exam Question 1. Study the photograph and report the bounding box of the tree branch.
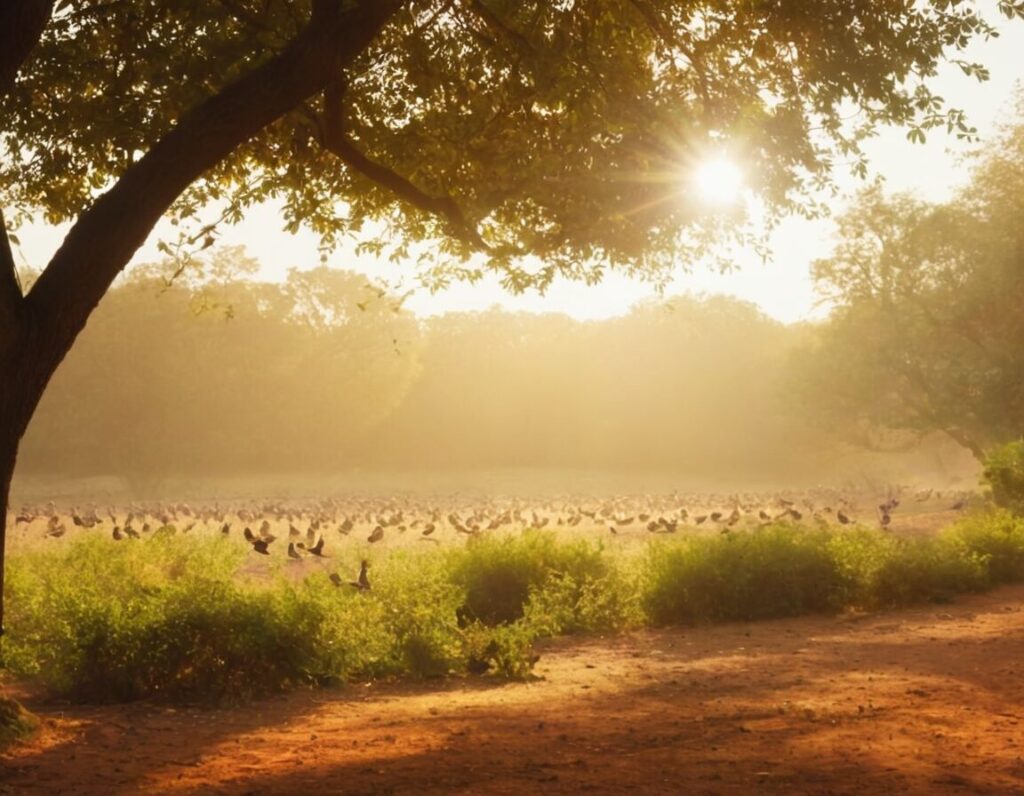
[24,1,403,373]
[317,81,489,250]
[459,0,533,57]
[0,0,54,98]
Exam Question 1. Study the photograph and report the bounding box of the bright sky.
[12,10,1024,325]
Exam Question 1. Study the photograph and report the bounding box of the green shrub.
[447,531,608,625]
[0,697,38,750]
[643,525,842,624]
[983,440,1024,514]
[6,514,1024,704]
[2,535,549,702]
[945,509,1024,584]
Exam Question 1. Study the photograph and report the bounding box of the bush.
[983,440,1024,514]
[644,525,842,624]
[0,698,39,750]
[945,509,1024,584]
[447,531,609,626]
[6,515,1024,704]
[3,533,590,701]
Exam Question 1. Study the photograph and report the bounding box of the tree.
[18,251,422,486]
[1,0,1022,632]
[793,109,1024,458]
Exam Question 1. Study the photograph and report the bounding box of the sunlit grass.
[3,511,1024,703]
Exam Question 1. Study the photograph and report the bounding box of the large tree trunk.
[0,422,17,638]
[0,341,50,636]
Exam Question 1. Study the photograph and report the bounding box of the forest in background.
[12,247,974,497]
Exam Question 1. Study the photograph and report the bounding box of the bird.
[252,538,271,555]
[950,499,967,511]
[837,510,851,525]
[422,522,436,536]
[349,560,371,591]
[309,536,326,557]
[288,542,302,560]
[368,526,384,543]
[112,526,124,541]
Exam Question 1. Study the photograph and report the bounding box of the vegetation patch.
[0,697,39,750]
[4,512,1024,704]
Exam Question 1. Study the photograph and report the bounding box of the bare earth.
[2,585,1023,796]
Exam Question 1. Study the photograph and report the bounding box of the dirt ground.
[2,585,1023,795]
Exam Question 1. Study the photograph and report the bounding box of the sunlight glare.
[694,158,744,205]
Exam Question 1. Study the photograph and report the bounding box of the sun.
[693,158,744,205]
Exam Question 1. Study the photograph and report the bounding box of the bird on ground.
[422,523,436,536]
[309,536,326,557]
[368,526,384,543]
[349,560,371,591]
[112,526,124,541]
[288,542,302,560]
[837,510,851,525]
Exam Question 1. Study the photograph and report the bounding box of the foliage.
[21,270,854,485]
[644,525,843,623]
[4,1,1023,290]
[792,100,1024,459]
[6,514,1024,703]
[0,697,38,750]
[983,440,1024,515]
[448,531,610,625]
[19,257,422,482]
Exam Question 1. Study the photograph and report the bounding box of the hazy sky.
[13,11,1024,325]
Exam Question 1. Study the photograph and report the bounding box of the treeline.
[18,253,850,485]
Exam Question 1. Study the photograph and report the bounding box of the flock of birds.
[8,486,975,587]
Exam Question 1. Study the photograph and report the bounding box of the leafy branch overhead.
[3,0,1022,297]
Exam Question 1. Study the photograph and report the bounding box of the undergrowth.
[2,511,1023,704]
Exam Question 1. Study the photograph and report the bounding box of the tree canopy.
[4,1,1023,295]
[792,98,1024,458]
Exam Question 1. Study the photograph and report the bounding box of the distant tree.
[1,0,1022,630]
[792,111,1024,459]
[20,251,421,486]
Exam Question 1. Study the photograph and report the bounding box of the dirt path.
[3,585,1024,795]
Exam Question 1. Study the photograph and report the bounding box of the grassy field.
[3,507,1024,704]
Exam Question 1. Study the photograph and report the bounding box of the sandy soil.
[2,585,1023,795]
